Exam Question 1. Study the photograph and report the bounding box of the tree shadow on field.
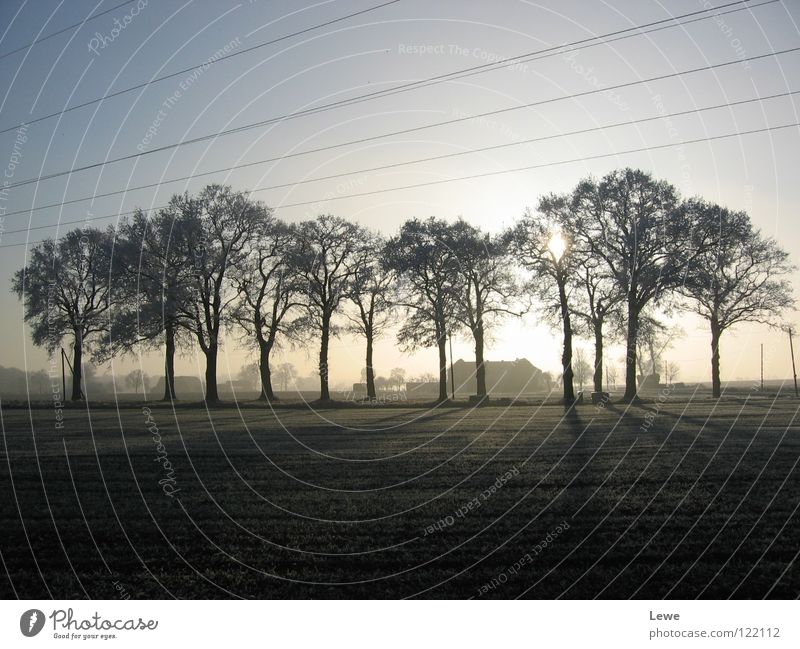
[634,403,712,429]
[553,400,632,507]
[357,404,469,430]
[601,400,674,430]
[273,403,465,435]
[562,400,582,427]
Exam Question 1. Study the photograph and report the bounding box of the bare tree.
[179,185,268,403]
[510,198,579,403]
[448,219,520,400]
[384,217,461,403]
[124,369,150,394]
[115,198,198,400]
[635,314,683,383]
[605,361,619,390]
[237,361,261,391]
[680,201,794,397]
[294,215,370,401]
[231,217,302,401]
[572,347,591,392]
[346,233,394,400]
[273,362,297,392]
[570,237,624,395]
[12,228,118,401]
[389,367,407,392]
[663,361,680,385]
[30,369,48,395]
[571,169,692,402]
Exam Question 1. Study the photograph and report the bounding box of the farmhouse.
[450,358,550,396]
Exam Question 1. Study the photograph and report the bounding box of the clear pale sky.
[1,0,799,388]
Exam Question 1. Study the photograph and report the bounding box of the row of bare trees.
[13,169,794,403]
[510,169,794,401]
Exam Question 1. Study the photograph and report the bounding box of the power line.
[0,0,402,135]
[0,0,138,61]
[2,89,796,228]
[283,0,776,124]
[274,122,800,209]
[0,3,781,218]
[2,120,797,249]
[4,43,798,192]
[0,0,771,138]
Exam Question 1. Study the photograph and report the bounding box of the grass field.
[1,397,798,599]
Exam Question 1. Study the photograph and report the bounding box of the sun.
[548,231,567,260]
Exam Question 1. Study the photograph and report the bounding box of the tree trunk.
[593,319,604,394]
[623,303,639,402]
[365,334,376,399]
[559,281,575,402]
[71,333,83,401]
[475,325,487,398]
[204,344,219,403]
[319,315,330,401]
[162,322,177,401]
[437,328,448,403]
[710,317,722,399]
[259,340,276,401]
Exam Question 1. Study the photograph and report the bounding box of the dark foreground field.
[1,398,798,599]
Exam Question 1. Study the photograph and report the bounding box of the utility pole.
[61,348,66,400]
[449,334,455,401]
[789,327,798,398]
[760,343,764,391]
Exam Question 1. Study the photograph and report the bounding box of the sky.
[1,0,799,390]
